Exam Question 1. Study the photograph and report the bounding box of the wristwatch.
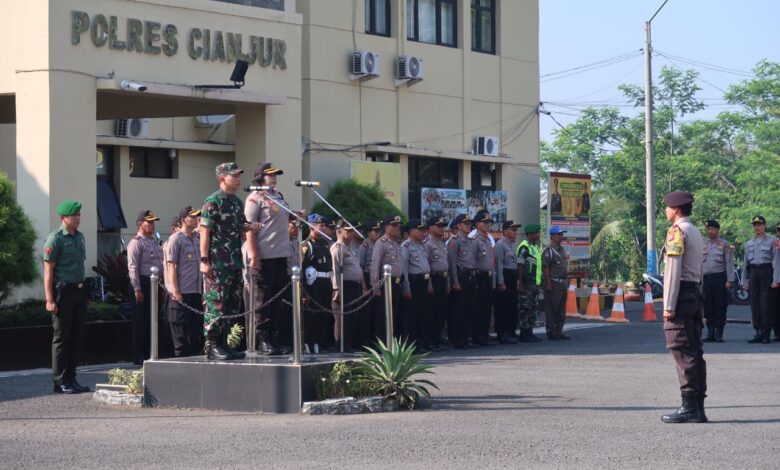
[200,257,210,263]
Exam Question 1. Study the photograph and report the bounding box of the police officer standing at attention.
[774,222,780,341]
[424,217,449,350]
[200,163,258,361]
[371,215,403,342]
[743,215,777,344]
[164,206,203,357]
[331,221,367,351]
[401,218,432,349]
[244,162,292,355]
[302,214,334,353]
[447,214,477,349]
[44,201,90,394]
[517,224,543,342]
[701,219,735,343]
[543,226,569,340]
[660,191,707,424]
[127,209,164,365]
[358,219,381,341]
[495,221,521,344]
[472,210,496,346]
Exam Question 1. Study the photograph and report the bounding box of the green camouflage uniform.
[517,240,542,331]
[201,189,246,339]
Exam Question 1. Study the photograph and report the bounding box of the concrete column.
[234,104,267,187]
[15,71,97,298]
[265,99,303,210]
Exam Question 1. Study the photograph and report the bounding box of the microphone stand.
[247,187,332,242]
[308,188,365,240]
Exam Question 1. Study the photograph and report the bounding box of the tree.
[310,178,405,227]
[0,171,38,304]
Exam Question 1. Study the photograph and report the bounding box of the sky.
[538,0,780,142]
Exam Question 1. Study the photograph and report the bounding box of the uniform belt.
[408,273,431,280]
[551,277,567,283]
[478,270,493,277]
[679,280,700,290]
[458,268,478,276]
[316,272,332,278]
[703,271,726,280]
[750,263,771,269]
[432,271,448,278]
[65,282,86,289]
[393,277,402,285]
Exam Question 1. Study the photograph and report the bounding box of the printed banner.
[421,188,508,232]
[547,172,592,277]
[350,161,402,209]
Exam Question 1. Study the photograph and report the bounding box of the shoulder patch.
[666,226,684,257]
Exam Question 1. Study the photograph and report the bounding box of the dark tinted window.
[97,180,127,230]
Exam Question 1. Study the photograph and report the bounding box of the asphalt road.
[1,303,778,469]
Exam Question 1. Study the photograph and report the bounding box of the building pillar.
[234,104,266,188]
[15,71,97,298]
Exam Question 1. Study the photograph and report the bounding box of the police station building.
[0,0,539,298]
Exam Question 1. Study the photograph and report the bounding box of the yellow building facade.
[0,0,538,300]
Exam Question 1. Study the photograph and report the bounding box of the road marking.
[0,362,136,379]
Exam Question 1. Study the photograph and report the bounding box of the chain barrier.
[294,278,384,316]
[157,280,291,321]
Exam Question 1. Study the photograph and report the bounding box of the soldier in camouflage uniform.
[516,223,543,342]
[199,162,260,360]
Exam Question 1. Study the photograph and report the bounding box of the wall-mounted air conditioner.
[350,50,380,79]
[115,118,150,139]
[473,136,500,157]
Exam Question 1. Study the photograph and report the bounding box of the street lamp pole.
[644,0,669,275]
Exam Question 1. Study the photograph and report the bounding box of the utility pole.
[644,0,669,275]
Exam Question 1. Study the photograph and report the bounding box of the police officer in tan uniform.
[472,210,496,346]
[542,226,569,340]
[424,217,449,350]
[743,215,777,344]
[127,209,164,365]
[370,215,403,342]
[701,219,735,342]
[661,191,708,424]
[401,218,432,349]
[447,214,477,349]
[331,221,367,351]
[495,221,521,344]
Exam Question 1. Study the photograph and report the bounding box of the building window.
[210,0,284,10]
[471,0,496,54]
[366,0,391,36]
[471,162,496,190]
[97,180,127,230]
[408,157,459,218]
[129,147,175,179]
[407,0,457,47]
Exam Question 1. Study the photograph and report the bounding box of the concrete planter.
[301,396,400,415]
[92,383,143,407]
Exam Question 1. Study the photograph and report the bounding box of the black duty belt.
[408,273,431,280]
[750,263,772,269]
[477,270,494,277]
[679,280,700,290]
[703,272,726,280]
[392,277,402,285]
[551,277,567,283]
[458,268,478,276]
[432,271,448,278]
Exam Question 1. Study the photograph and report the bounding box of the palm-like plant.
[354,337,438,410]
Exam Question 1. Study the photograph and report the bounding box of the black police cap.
[664,191,694,208]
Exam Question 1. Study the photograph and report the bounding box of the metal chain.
[294,278,386,316]
[157,280,291,320]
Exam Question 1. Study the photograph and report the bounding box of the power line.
[657,55,730,94]
[654,50,753,77]
[540,50,643,83]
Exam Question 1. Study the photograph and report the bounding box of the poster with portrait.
[547,172,592,277]
[350,161,402,209]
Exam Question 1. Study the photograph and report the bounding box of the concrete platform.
[143,354,358,414]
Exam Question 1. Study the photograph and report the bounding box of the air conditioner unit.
[115,118,150,139]
[396,55,424,80]
[474,136,500,157]
[350,50,379,78]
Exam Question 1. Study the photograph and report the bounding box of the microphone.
[294,180,321,188]
[245,185,272,192]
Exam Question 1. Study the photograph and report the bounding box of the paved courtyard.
[1,303,778,469]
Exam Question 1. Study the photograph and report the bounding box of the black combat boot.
[747,330,764,343]
[697,393,709,423]
[222,339,246,360]
[762,330,772,344]
[715,326,724,343]
[206,341,232,360]
[257,329,283,356]
[662,392,707,423]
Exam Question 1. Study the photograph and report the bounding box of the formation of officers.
[121,161,572,362]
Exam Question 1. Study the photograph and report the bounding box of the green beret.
[524,223,541,234]
[57,200,82,216]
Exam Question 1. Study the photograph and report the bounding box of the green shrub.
[0,300,121,328]
[354,338,438,410]
[108,368,143,394]
[310,179,405,228]
[0,170,38,304]
[315,360,372,400]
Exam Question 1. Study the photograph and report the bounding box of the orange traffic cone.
[643,283,657,321]
[583,282,605,320]
[565,279,581,318]
[606,284,630,323]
